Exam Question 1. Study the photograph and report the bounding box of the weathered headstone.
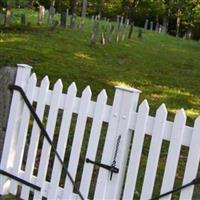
[48,6,55,26]
[128,22,134,39]
[159,25,162,33]
[0,66,17,160]
[4,7,12,26]
[70,14,76,29]
[38,5,45,25]
[155,22,159,32]
[138,28,143,38]
[91,21,99,44]
[91,15,94,21]
[144,19,149,29]
[60,11,67,28]
[120,16,124,25]
[117,15,120,24]
[121,24,127,41]
[150,21,154,31]
[101,32,105,45]
[78,18,84,31]
[108,24,114,43]
[21,14,26,25]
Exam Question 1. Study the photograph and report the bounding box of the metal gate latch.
[86,158,119,174]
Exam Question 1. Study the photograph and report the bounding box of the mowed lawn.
[1,8,200,200]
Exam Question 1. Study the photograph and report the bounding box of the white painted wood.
[0,65,32,195]
[179,116,200,199]
[62,86,92,199]
[47,82,77,199]
[105,88,141,199]
[94,88,123,199]
[33,79,63,200]
[79,89,107,198]
[140,104,167,200]
[9,73,37,195]
[129,113,193,147]
[20,76,50,199]
[123,100,149,199]
[160,109,186,200]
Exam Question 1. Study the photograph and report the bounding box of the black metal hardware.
[0,169,41,191]
[86,158,119,174]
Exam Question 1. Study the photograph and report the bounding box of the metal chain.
[110,135,121,180]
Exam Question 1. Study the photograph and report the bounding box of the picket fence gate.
[0,64,200,200]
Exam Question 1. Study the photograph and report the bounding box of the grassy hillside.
[1,8,200,200]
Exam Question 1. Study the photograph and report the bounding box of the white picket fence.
[0,64,200,199]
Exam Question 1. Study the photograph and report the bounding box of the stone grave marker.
[38,5,45,25]
[70,14,76,29]
[150,21,154,31]
[91,21,99,44]
[155,22,159,32]
[60,11,67,28]
[78,18,85,31]
[4,7,12,26]
[159,25,162,33]
[128,22,134,39]
[48,6,55,26]
[144,19,149,29]
[108,24,114,43]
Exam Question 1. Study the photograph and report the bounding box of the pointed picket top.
[97,89,107,102]
[53,79,63,92]
[67,82,77,94]
[156,103,167,117]
[41,75,50,87]
[174,108,186,124]
[138,99,149,112]
[28,73,37,84]
[82,85,92,97]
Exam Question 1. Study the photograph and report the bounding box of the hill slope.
[0,9,200,124]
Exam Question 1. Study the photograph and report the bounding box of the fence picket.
[179,116,200,199]
[160,109,186,200]
[0,65,32,195]
[140,104,167,199]
[9,73,37,195]
[33,79,63,200]
[123,100,149,199]
[79,89,107,198]
[62,86,92,199]
[47,82,77,199]
[20,76,50,199]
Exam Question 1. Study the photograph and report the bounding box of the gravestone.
[78,18,84,31]
[70,14,76,29]
[117,15,120,25]
[120,16,124,25]
[159,25,162,33]
[128,22,134,39]
[144,19,149,29]
[101,32,105,45]
[138,28,143,38]
[48,6,55,25]
[38,5,45,25]
[150,21,154,31]
[91,21,99,44]
[60,11,67,28]
[121,24,127,41]
[4,7,12,26]
[91,15,94,21]
[108,24,114,43]
[155,22,159,32]
[21,14,26,25]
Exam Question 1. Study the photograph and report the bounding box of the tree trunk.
[97,0,104,15]
[70,0,78,15]
[81,0,87,17]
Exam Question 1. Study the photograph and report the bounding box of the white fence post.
[0,64,32,195]
[95,86,141,199]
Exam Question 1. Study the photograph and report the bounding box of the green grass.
[0,8,200,199]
